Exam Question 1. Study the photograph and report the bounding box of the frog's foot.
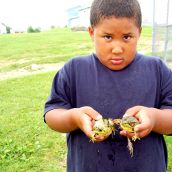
[132,132,140,141]
[112,119,121,125]
[90,134,96,143]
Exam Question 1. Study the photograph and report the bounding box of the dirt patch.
[1,61,172,81]
[0,62,64,80]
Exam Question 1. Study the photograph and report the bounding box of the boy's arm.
[45,109,78,132]
[121,106,172,139]
[141,108,172,134]
[45,107,102,138]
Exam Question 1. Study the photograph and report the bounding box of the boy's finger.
[134,109,152,131]
[94,133,111,142]
[82,122,94,138]
[120,130,135,139]
[136,129,150,138]
[120,130,127,136]
[125,106,144,117]
[81,106,102,120]
[134,122,151,132]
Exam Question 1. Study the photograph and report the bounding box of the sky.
[0,0,171,31]
[0,0,69,31]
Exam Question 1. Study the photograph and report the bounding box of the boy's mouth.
[110,57,124,65]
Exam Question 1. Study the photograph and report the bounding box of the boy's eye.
[104,35,112,41]
[123,35,132,41]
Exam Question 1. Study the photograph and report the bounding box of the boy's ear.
[88,26,94,41]
[139,27,142,36]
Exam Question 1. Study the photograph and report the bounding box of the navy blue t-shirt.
[44,53,172,172]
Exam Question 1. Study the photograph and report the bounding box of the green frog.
[114,116,140,157]
[90,118,115,142]
[91,116,140,157]
[115,116,140,141]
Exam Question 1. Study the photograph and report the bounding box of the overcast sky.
[0,0,171,31]
[0,0,69,30]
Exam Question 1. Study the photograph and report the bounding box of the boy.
[44,0,172,171]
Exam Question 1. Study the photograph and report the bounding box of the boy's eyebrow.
[102,31,134,35]
[123,32,134,35]
[102,31,113,35]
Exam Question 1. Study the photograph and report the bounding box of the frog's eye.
[130,123,135,127]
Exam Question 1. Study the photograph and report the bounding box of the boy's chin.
[105,64,127,71]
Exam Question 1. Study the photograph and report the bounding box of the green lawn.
[0,72,67,172]
[0,28,172,171]
[0,27,153,73]
[166,136,172,172]
[0,28,93,73]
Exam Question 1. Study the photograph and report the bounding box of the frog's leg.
[90,134,96,143]
[127,138,134,157]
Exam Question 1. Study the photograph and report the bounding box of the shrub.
[27,26,41,33]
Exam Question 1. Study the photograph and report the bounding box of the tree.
[27,26,41,33]
[6,26,11,34]
[27,26,35,33]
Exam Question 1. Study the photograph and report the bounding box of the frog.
[90,116,140,157]
[90,118,115,142]
[118,116,140,141]
[113,116,140,157]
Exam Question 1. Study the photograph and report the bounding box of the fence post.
[152,0,156,56]
[164,0,170,63]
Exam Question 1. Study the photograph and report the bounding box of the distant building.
[67,5,81,27]
[0,23,7,34]
[67,5,91,28]
[0,23,13,34]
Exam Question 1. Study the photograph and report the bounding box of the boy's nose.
[111,45,123,54]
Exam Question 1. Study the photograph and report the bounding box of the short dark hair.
[90,0,142,28]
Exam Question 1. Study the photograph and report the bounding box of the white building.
[67,5,90,28]
[0,23,7,34]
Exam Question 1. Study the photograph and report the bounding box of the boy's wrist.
[69,108,80,130]
[148,108,157,132]
[150,108,168,134]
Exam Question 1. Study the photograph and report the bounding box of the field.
[0,28,172,172]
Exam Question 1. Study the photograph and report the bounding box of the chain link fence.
[151,0,172,62]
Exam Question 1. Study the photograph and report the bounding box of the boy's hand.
[120,106,156,139]
[71,106,102,140]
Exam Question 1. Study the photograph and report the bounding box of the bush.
[6,26,11,34]
[27,26,41,33]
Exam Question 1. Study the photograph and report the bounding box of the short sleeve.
[160,61,172,109]
[44,63,72,119]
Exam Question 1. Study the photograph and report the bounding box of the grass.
[0,27,153,73]
[166,137,172,172]
[0,28,93,72]
[0,27,172,171]
[0,72,67,172]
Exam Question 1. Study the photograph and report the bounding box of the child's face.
[89,17,141,70]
